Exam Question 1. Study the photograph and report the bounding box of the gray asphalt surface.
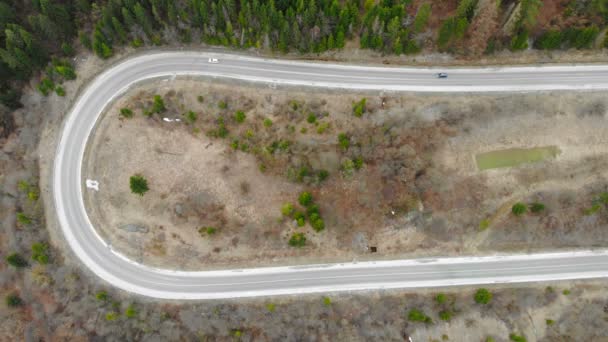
[53,52,608,299]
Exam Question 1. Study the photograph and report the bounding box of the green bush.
[198,227,217,236]
[317,170,329,182]
[185,111,197,123]
[509,333,527,342]
[263,118,273,127]
[338,133,350,150]
[5,294,23,307]
[307,113,317,123]
[306,204,320,216]
[288,232,306,247]
[435,293,447,304]
[129,175,149,196]
[96,291,109,301]
[353,156,364,170]
[479,219,490,230]
[38,78,55,96]
[534,30,562,50]
[266,303,276,312]
[529,202,545,213]
[408,308,432,323]
[323,296,331,306]
[413,3,431,33]
[474,288,492,304]
[310,216,325,232]
[510,30,529,51]
[281,203,295,217]
[125,304,137,318]
[152,95,166,113]
[106,311,119,321]
[120,108,134,118]
[218,100,227,109]
[545,318,555,325]
[16,212,32,225]
[352,98,366,117]
[6,253,28,268]
[31,242,50,264]
[55,86,65,96]
[234,110,246,123]
[511,202,527,216]
[316,122,330,134]
[439,310,452,321]
[197,95,204,103]
[298,192,313,206]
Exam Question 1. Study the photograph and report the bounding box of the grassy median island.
[83,79,608,270]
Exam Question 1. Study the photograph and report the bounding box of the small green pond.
[476,146,561,170]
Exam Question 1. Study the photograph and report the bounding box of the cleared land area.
[84,79,608,270]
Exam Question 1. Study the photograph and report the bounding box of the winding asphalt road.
[53,52,608,299]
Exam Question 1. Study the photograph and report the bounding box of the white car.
[208,58,219,64]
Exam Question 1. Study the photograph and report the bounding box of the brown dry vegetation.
[84,78,608,270]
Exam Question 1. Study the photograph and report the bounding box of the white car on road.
[208,58,219,64]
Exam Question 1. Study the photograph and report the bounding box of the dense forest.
[1,0,608,134]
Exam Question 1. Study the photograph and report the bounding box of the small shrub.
[318,170,329,182]
[310,217,325,232]
[511,203,527,216]
[16,212,32,225]
[323,296,331,306]
[584,203,602,215]
[263,118,273,127]
[55,86,65,96]
[353,156,363,170]
[509,333,527,342]
[38,78,55,96]
[185,110,197,123]
[96,291,109,301]
[408,308,432,323]
[529,202,545,213]
[307,113,316,123]
[6,253,28,268]
[298,192,313,206]
[199,227,217,236]
[31,242,50,264]
[125,304,137,318]
[5,294,23,307]
[288,232,306,247]
[281,203,295,217]
[435,293,447,304]
[474,288,492,304]
[234,110,246,123]
[546,319,555,325]
[306,204,320,216]
[218,100,227,109]
[106,311,119,321]
[439,310,452,321]
[352,98,366,117]
[131,38,143,47]
[197,95,204,103]
[120,108,134,118]
[316,122,330,134]
[152,95,165,113]
[341,159,355,177]
[129,175,149,196]
[337,133,350,150]
[510,30,529,51]
[479,219,490,230]
[266,303,276,312]
[562,289,571,295]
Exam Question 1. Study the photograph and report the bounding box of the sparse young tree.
[129,175,149,196]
